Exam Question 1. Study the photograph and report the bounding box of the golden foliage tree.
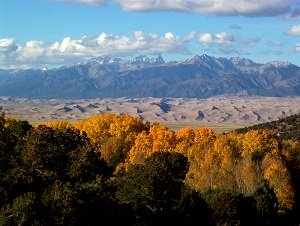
[175,126,195,155]
[263,152,295,214]
[237,130,295,213]
[127,123,176,166]
[184,128,218,191]
[234,130,280,195]
[37,120,73,129]
[212,132,242,190]
[74,114,148,169]
[74,114,118,150]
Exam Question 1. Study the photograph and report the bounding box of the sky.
[0,0,300,69]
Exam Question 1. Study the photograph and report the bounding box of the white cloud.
[0,38,18,53]
[116,0,293,16]
[47,0,297,17]
[287,25,300,36]
[198,32,235,46]
[115,0,192,12]
[18,41,45,59]
[0,32,194,68]
[0,39,19,67]
[0,31,283,68]
[197,32,262,55]
[183,31,197,41]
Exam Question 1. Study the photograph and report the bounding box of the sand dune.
[1,96,300,126]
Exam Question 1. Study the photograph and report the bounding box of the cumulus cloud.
[287,25,300,36]
[1,31,266,68]
[198,32,235,46]
[116,0,293,16]
[48,0,297,17]
[0,39,19,67]
[0,32,194,68]
[197,32,262,55]
[47,31,193,57]
[19,41,45,60]
[0,38,18,53]
[115,0,193,12]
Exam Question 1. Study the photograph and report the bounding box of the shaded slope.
[235,113,300,141]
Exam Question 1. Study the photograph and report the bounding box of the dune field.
[1,95,300,132]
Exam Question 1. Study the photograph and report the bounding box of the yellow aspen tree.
[74,114,147,152]
[150,123,176,153]
[108,114,147,148]
[4,116,21,125]
[127,131,153,165]
[185,128,217,192]
[74,114,117,150]
[185,145,222,191]
[237,129,295,213]
[187,127,217,162]
[194,127,217,146]
[36,120,72,129]
[127,123,176,166]
[235,156,259,195]
[263,152,295,214]
[175,126,195,155]
[74,114,148,171]
[241,130,280,158]
[212,132,242,190]
[238,130,280,190]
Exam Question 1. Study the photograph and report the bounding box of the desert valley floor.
[1,95,300,132]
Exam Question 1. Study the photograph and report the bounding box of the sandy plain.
[1,96,300,132]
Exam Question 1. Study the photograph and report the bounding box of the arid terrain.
[1,95,300,131]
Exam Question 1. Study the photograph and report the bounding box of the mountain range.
[0,54,300,99]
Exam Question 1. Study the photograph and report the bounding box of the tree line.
[1,111,300,225]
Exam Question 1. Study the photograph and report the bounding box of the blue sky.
[0,0,300,68]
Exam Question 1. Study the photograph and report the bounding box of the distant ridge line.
[0,54,299,99]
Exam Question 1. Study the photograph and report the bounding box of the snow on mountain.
[0,54,299,99]
[267,61,292,68]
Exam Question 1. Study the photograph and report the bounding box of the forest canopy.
[1,111,300,225]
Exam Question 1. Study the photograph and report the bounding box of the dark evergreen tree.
[116,152,212,225]
[202,189,257,226]
[252,179,278,225]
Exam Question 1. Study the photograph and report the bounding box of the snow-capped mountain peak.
[267,61,291,68]
[88,56,124,65]
[229,57,256,66]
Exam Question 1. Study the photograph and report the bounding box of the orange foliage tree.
[127,123,176,166]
